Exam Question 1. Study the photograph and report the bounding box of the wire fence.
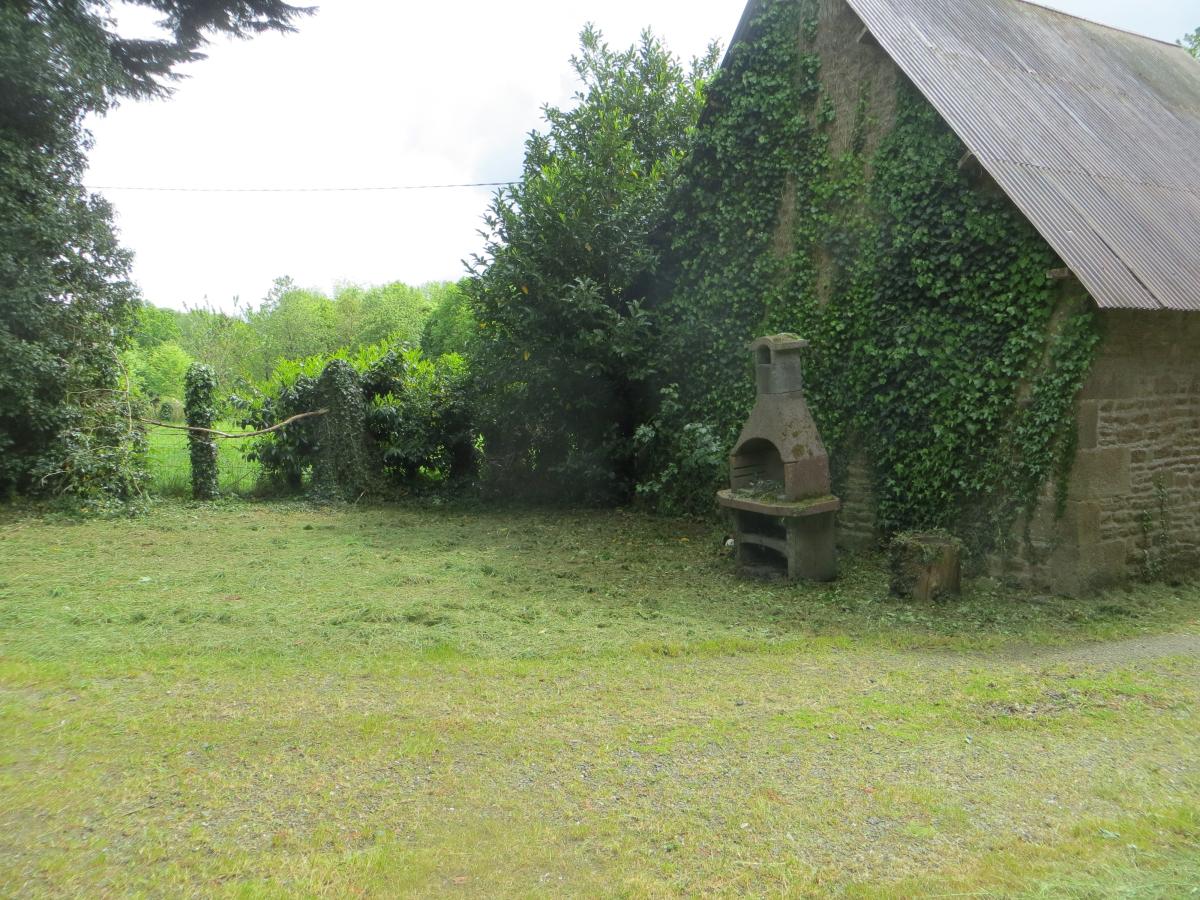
[145,421,263,497]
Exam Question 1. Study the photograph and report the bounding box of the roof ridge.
[1007,0,1181,50]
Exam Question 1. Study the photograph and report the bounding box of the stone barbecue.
[718,335,839,581]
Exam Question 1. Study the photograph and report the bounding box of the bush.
[367,350,474,485]
[633,384,727,516]
[238,342,475,496]
[157,398,185,423]
[235,371,319,491]
[25,389,148,512]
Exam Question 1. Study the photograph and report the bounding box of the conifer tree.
[0,1,311,502]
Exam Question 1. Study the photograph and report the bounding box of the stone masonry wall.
[994,310,1200,594]
[836,454,879,550]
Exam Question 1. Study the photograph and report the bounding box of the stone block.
[1077,539,1133,590]
[1155,374,1179,394]
[1078,364,1149,401]
[1067,448,1131,500]
[788,512,838,582]
[1076,400,1099,450]
[1060,500,1103,546]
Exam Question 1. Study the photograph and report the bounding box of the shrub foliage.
[238,344,473,498]
[465,27,718,503]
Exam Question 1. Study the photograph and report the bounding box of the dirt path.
[1001,631,1200,668]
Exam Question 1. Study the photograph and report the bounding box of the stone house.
[701,0,1200,594]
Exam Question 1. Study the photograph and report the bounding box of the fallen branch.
[139,409,329,439]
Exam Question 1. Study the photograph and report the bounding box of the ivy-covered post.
[312,360,370,501]
[184,363,219,501]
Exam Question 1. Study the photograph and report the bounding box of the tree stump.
[889,532,962,602]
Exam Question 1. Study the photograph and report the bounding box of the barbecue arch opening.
[730,438,784,492]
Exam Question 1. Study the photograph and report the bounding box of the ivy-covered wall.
[652,0,1104,571]
[649,0,1200,593]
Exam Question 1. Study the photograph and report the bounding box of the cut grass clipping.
[1,503,1197,896]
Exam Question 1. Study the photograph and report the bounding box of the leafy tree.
[250,278,339,368]
[236,278,440,381]
[331,282,368,349]
[0,0,310,501]
[177,303,262,389]
[140,342,194,400]
[1182,28,1200,58]
[466,26,718,502]
[167,279,447,395]
[0,7,140,500]
[132,303,184,348]
[421,280,476,359]
[336,281,435,349]
[125,308,192,408]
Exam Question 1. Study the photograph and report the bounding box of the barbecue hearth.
[718,335,839,581]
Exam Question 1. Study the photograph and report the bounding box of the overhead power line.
[84,179,519,193]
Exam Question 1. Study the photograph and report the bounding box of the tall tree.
[250,280,339,368]
[176,303,262,388]
[0,1,311,502]
[421,280,475,360]
[466,26,717,503]
[132,303,184,349]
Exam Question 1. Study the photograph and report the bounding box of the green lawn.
[145,421,262,497]
[1,502,1197,897]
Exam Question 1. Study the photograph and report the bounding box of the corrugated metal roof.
[840,0,1200,310]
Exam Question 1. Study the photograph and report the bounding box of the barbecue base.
[718,489,840,582]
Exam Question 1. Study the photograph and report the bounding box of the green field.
[1,502,1198,896]
[145,421,263,497]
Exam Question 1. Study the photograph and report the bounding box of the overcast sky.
[86,0,1197,312]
